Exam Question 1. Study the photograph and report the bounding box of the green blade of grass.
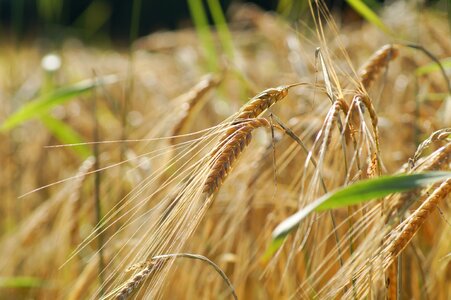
[73,0,112,38]
[40,115,92,159]
[188,0,218,71]
[0,276,45,288]
[346,0,394,36]
[263,172,451,260]
[415,57,451,76]
[1,75,118,132]
[206,0,234,59]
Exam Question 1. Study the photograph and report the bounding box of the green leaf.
[264,172,451,260]
[261,235,286,263]
[0,276,45,288]
[40,115,92,159]
[1,75,118,131]
[206,0,234,60]
[346,0,394,36]
[415,57,451,76]
[188,0,218,71]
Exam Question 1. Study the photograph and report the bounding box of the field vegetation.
[0,0,450,299]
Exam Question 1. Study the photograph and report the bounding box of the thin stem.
[92,74,105,295]
[153,253,238,300]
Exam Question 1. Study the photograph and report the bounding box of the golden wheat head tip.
[237,83,304,120]
[359,44,400,90]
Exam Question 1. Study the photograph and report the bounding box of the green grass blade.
[0,276,45,288]
[264,172,451,260]
[73,0,112,38]
[130,0,142,43]
[40,115,92,159]
[276,0,309,21]
[206,0,234,59]
[346,0,394,36]
[1,75,118,132]
[188,0,218,71]
[415,57,451,76]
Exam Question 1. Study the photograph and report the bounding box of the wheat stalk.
[115,253,237,300]
[386,260,398,300]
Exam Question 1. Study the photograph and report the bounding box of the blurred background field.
[0,0,450,299]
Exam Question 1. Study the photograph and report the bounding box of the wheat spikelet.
[386,140,451,220]
[206,84,297,161]
[416,142,451,172]
[203,118,271,195]
[172,74,222,137]
[387,178,451,260]
[413,128,451,164]
[116,253,237,300]
[358,44,400,90]
[202,84,302,195]
[357,95,378,136]
[114,260,165,300]
[334,97,355,145]
[319,100,342,153]
[235,85,295,120]
[351,94,381,156]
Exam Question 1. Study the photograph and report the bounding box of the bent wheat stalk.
[115,253,237,300]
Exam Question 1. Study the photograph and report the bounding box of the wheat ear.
[387,178,451,260]
[358,44,400,90]
[415,142,451,172]
[203,84,303,195]
[203,118,271,195]
[115,259,164,300]
[413,128,451,164]
[115,254,237,300]
[236,83,303,120]
[383,179,450,300]
[172,74,222,137]
[385,141,451,223]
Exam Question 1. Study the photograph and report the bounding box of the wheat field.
[0,1,450,300]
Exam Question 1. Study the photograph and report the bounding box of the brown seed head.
[204,118,271,195]
[359,44,400,90]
